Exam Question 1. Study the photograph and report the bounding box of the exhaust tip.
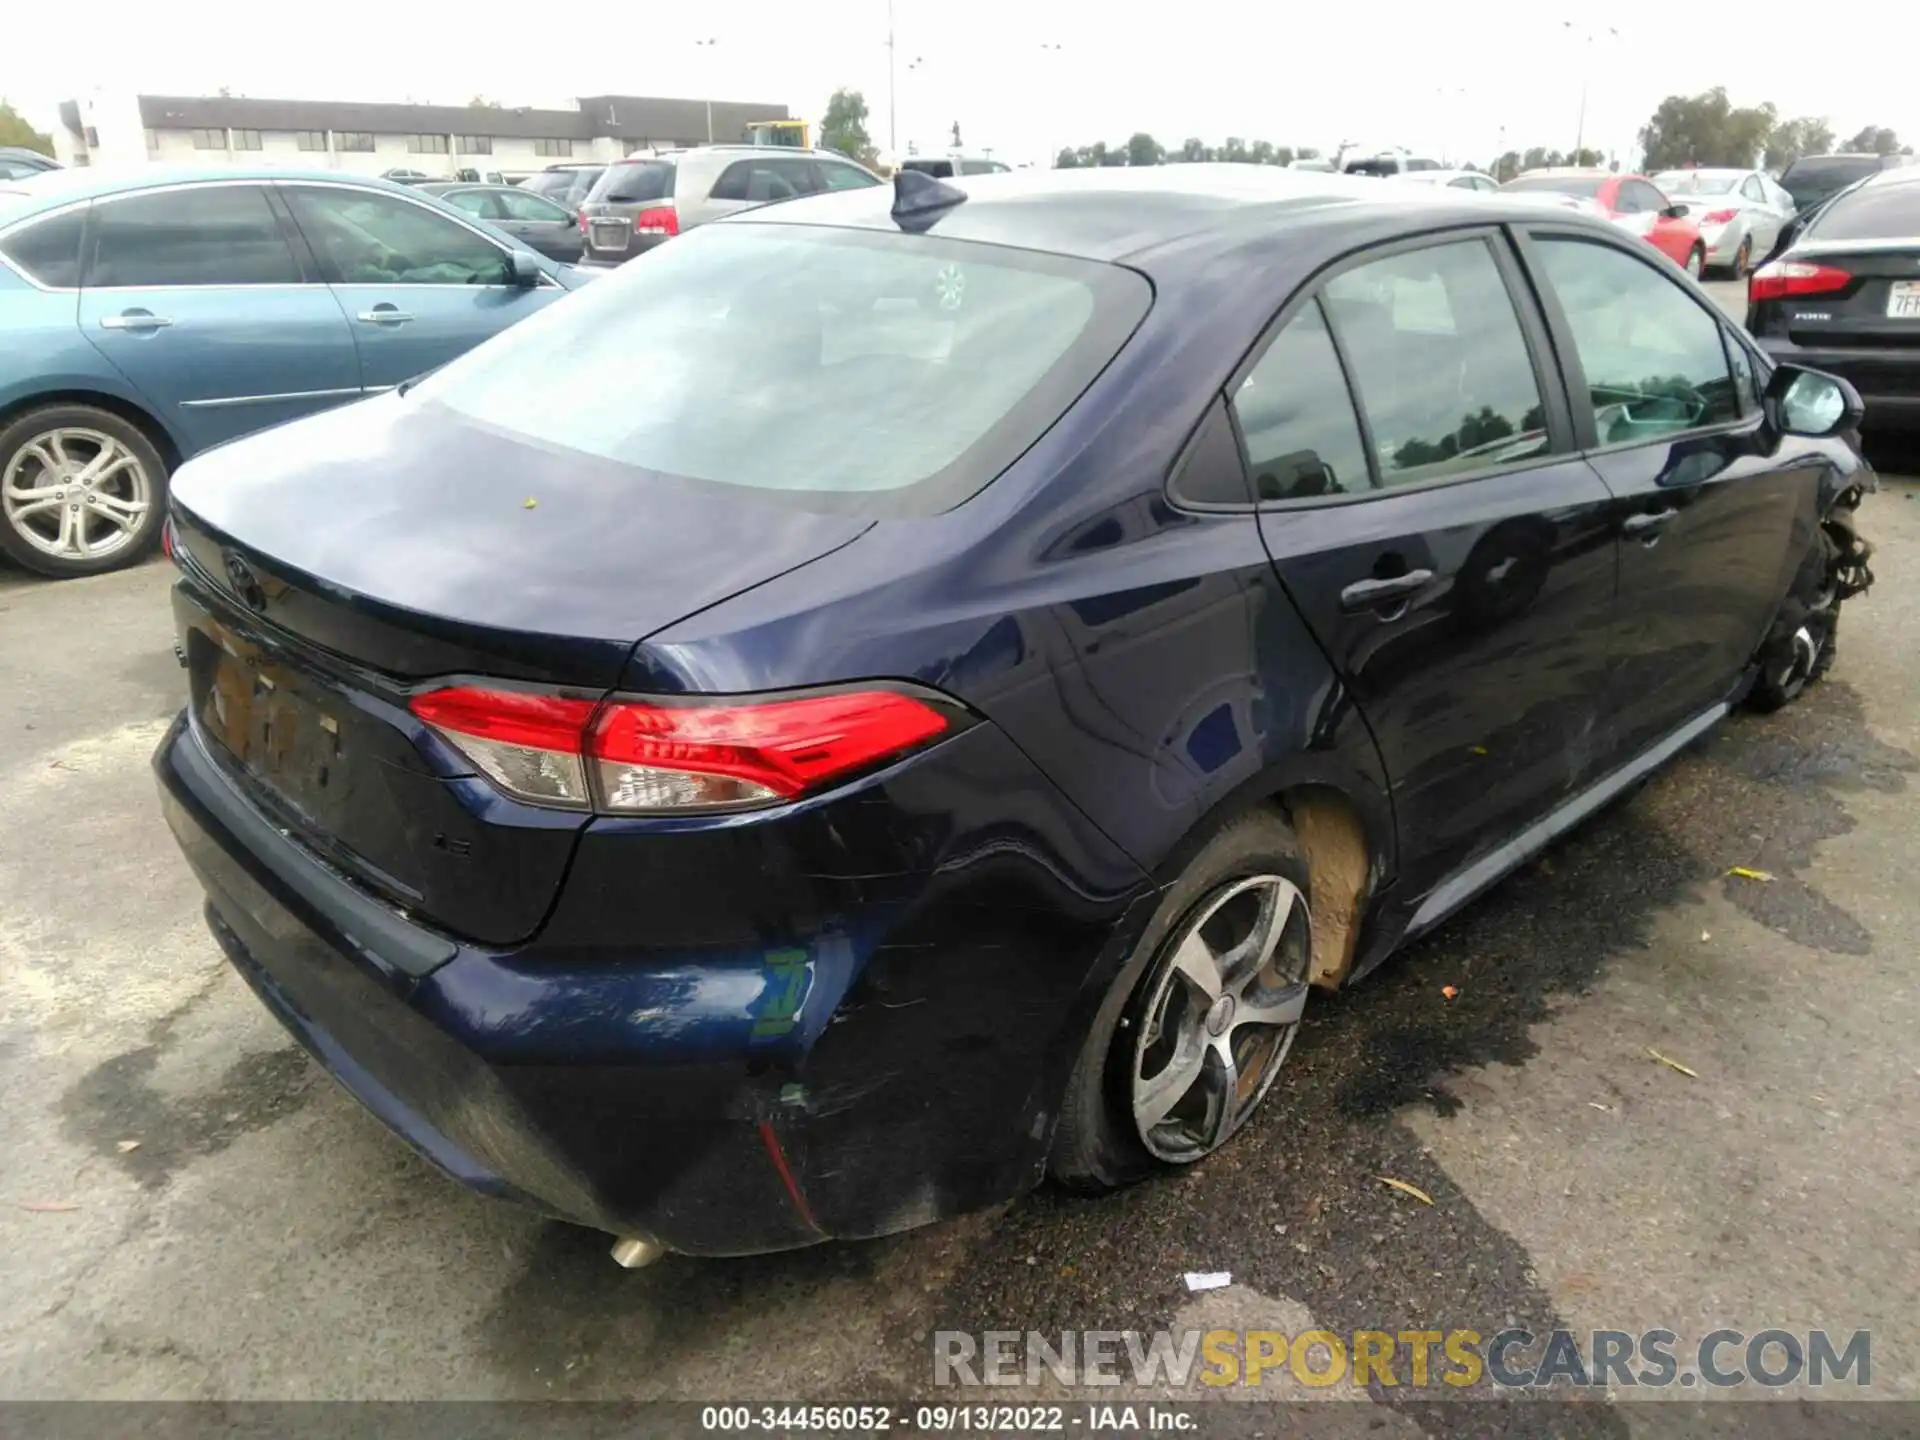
[609,1235,666,1270]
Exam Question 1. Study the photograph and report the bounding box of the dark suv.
[578,146,881,263]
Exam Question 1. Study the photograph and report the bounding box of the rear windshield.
[1804,179,1920,242]
[414,222,1150,516]
[587,160,674,204]
[1654,171,1738,195]
[1781,158,1880,208]
[1501,175,1606,198]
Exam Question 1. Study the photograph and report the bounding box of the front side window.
[1623,180,1668,213]
[496,189,572,223]
[1322,239,1548,485]
[1740,175,1766,203]
[443,191,497,219]
[817,162,881,191]
[1232,299,1370,500]
[413,224,1148,512]
[0,209,86,287]
[1533,236,1738,444]
[90,186,301,287]
[285,187,510,286]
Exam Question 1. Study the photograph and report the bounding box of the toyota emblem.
[224,553,267,611]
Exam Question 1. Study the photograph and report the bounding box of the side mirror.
[1764,364,1863,439]
[508,250,542,289]
[1663,203,1690,219]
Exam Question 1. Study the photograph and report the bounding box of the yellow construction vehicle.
[744,120,809,148]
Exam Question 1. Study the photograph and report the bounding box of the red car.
[1499,170,1707,277]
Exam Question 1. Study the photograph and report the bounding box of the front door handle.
[357,307,415,326]
[1339,569,1434,613]
[99,311,172,331]
[1622,508,1679,537]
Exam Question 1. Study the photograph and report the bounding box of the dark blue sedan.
[154,166,1875,1263]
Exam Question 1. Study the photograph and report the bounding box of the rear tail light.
[1700,208,1738,225]
[410,685,955,814]
[633,205,679,237]
[1749,260,1853,303]
[160,517,176,562]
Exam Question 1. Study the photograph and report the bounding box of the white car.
[1386,168,1501,193]
[1650,168,1795,277]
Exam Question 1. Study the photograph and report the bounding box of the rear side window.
[1322,239,1548,485]
[903,159,956,179]
[89,186,301,287]
[1533,237,1737,443]
[1,209,85,286]
[1805,180,1920,241]
[590,161,674,204]
[711,159,812,203]
[1231,299,1370,500]
[413,223,1150,514]
[817,162,881,191]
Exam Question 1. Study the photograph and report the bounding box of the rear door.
[1246,230,1620,900]
[280,182,558,390]
[1520,227,1821,758]
[78,182,360,452]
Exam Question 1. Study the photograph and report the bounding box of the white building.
[53,91,794,177]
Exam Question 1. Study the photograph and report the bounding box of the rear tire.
[1749,530,1842,713]
[1050,808,1313,1192]
[0,404,168,579]
[1685,245,1706,279]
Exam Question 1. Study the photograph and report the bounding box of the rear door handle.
[99,312,172,331]
[357,308,415,326]
[1339,569,1434,612]
[1622,508,1679,536]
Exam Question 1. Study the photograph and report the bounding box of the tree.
[1173,137,1209,163]
[0,100,53,157]
[1296,147,1321,161]
[1218,136,1250,164]
[1493,150,1521,182]
[819,88,877,168]
[1842,125,1903,156]
[1764,116,1835,170]
[1126,132,1163,167]
[467,95,505,109]
[1054,147,1079,169]
[1638,87,1776,170]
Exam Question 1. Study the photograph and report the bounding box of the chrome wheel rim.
[1686,249,1704,278]
[3,427,152,562]
[1131,874,1312,1164]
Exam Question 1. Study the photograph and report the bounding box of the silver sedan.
[1651,168,1796,277]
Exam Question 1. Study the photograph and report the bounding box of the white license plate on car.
[1889,281,1920,319]
[591,223,627,251]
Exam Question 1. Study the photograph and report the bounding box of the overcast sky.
[7,0,1917,169]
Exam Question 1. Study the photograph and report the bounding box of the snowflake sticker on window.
[934,263,967,311]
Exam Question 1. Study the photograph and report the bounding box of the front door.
[1522,230,1822,758]
[78,183,360,452]
[280,184,555,390]
[1244,232,1620,901]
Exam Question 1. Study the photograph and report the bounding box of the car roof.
[1388,169,1489,184]
[0,164,435,218]
[726,163,1622,268]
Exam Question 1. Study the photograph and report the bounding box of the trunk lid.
[168,395,870,945]
[1780,243,1920,348]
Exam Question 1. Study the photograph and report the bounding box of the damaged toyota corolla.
[154,167,1875,1263]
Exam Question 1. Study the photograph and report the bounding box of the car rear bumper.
[155,710,1152,1256]
[1758,338,1920,430]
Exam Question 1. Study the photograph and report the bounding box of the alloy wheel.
[2,427,152,563]
[1130,874,1312,1163]
[1685,247,1704,279]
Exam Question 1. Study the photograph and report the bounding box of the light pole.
[1037,41,1064,167]
[694,37,718,143]
[887,0,897,154]
[1564,21,1619,165]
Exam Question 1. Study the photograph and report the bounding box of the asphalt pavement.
[4,279,1919,1425]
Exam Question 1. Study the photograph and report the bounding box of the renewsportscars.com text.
[933,1327,1871,1391]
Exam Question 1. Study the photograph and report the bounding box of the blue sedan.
[0,166,592,578]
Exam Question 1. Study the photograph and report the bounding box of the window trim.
[77,181,316,291]
[1512,222,1757,455]
[1191,223,1578,515]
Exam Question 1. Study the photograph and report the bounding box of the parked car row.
[0,168,595,577]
